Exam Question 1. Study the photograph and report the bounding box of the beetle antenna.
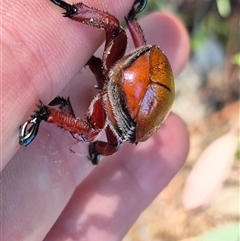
[70,140,84,157]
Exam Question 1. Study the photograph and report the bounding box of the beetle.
[19,0,175,164]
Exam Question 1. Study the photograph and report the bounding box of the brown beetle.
[19,0,175,164]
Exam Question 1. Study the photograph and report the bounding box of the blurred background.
[124,0,239,240]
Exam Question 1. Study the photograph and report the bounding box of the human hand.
[2,0,189,240]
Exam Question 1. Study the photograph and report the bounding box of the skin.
[1,0,190,240]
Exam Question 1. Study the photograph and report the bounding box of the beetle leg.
[50,0,127,71]
[48,96,79,140]
[125,0,147,48]
[19,95,106,146]
[45,94,107,142]
[86,56,105,89]
[48,96,87,140]
[88,126,122,165]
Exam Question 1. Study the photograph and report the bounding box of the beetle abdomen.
[104,45,174,143]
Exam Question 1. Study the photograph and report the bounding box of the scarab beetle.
[19,0,175,164]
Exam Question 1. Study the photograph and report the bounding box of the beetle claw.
[133,0,148,15]
[88,142,101,165]
[19,117,41,146]
[49,0,78,18]
[19,102,50,146]
[126,0,148,22]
